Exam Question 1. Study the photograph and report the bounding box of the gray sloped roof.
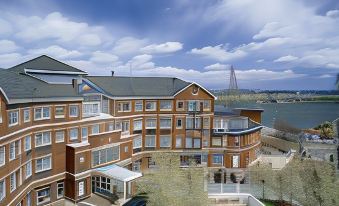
[0,69,81,103]
[8,55,86,74]
[86,76,191,97]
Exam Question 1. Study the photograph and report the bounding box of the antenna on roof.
[111,71,115,76]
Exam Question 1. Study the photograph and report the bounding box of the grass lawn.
[261,200,275,206]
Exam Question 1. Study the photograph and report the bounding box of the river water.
[229,102,339,129]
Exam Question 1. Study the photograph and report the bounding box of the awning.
[94,164,142,182]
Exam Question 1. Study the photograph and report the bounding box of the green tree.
[136,152,208,206]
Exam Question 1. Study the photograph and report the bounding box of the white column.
[123,181,127,201]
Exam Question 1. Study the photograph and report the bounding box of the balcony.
[213,118,263,135]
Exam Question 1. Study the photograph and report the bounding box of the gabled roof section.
[8,55,87,74]
[0,69,82,104]
[85,76,191,97]
[174,82,217,99]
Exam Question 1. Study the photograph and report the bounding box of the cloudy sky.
[0,0,339,90]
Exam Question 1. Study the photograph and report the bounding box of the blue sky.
[0,0,339,90]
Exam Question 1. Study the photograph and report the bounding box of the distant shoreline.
[258,100,339,104]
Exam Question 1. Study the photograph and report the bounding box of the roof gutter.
[24,68,88,75]
[0,87,10,104]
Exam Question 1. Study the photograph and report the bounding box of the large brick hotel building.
[0,56,263,205]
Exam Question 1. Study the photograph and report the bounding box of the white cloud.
[28,45,82,59]
[236,69,305,80]
[0,53,23,68]
[90,51,119,64]
[112,36,148,55]
[204,63,230,71]
[190,44,246,62]
[318,74,332,78]
[140,42,183,54]
[0,18,12,35]
[256,59,264,63]
[0,40,19,54]
[274,55,299,63]
[326,10,339,18]
[12,12,107,47]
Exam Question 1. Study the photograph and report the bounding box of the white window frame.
[159,100,172,111]
[0,178,6,202]
[34,106,50,121]
[24,135,31,151]
[9,141,16,160]
[8,110,19,127]
[55,130,65,143]
[78,181,85,196]
[145,101,157,111]
[133,119,142,131]
[146,118,157,129]
[23,108,31,123]
[212,154,224,165]
[69,128,78,141]
[10,172,16,192]
[232,155,239,168]
[82,102,100,117]
[175,136,182,148]
[91,124,100,135]
[160,135,171,148]
[185,137,192,148]
[176,118,183,129]
[81,127,88,142]
[135,100,143,112]
[26,192,31,206]
[36,187,50,205]
[118,101,131,112]
[0,146,5,167]
[160,117,172,129]
[35,155,52,173]
[25,161,32,179]
[35,132,51,147]
[57,182,64,199]
[69,105,79,117]
[54,105,65,119]
[145,135,156,147]
[133,135,142,149]
[176,101,185,111]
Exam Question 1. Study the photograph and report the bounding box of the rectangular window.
[193,138,201,148]
[0,179,5,201]
[23,109,30,123]
[78,181,85,196]
[160,135,171,147]
[8,110,19,126]
[36,155,52,173]
[203,117,210,129]
[135,101,143,112]
[160,117,171,129]
[232,155,239,168]
[133,119,142,131]
[188,101,199,112]
[107,122,114,131]
[81,127,88,142]
[213,154,223,165]
[82,102,100,117]
[55,131,65,143]
[122,120,130,136]
[9,141,15,160]
[234,136,240,146]
[145,135,156,147]
[176,118,183,129]
[92,146,120,166]
[118,102,131,112]
[160,100,172,111]
[203,100,211,111]
[115,120,121,130]
[55,106,65,118]
[212,137,222,147]
[185,137,192,148]
[36,187,50,205]
[35,132,51,147]
[91,124,100,135]
[25,161,32,179]
[0,146,5,167]
[10,172,16,192]
[57,182,64,199]
[69,128,78,141]
[24,135,31,151]
[186,117,193,129]
[26,192,31,206]
[34,107,50,120]
[146,118,157,129]
[69,105,79,117]
[195,117,201,129]
[175,136,182,148]
[176,101,184,111]
[145,101,157,111]
[133,135,142,149]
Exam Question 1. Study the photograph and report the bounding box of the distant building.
[0,56,263,205]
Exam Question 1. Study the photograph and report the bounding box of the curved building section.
[0,55,263,205]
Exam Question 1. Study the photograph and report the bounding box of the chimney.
[111,71,115,76]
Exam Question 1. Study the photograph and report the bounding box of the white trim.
[174,82,216,99]
[0,87,10,103]
[24,68,87,75]
[8,97,83,105]
[36,186,51,205]
[35,154,52,173]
